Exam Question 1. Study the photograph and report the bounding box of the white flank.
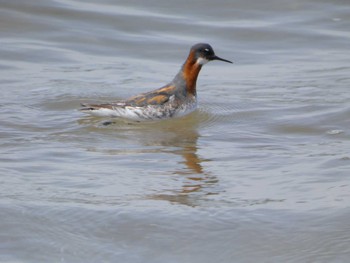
[82,95,197,121]
[86,107,149,121]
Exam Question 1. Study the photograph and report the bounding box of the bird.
[80,43,232,121]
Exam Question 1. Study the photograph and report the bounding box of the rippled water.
[1,0,350,262]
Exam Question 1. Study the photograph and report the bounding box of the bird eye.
[204,48,210,52]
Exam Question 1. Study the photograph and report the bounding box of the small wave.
[195,100,266,129]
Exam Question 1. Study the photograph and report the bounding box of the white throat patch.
[196,57,209,65]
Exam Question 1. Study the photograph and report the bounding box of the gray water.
[1,0,350,262]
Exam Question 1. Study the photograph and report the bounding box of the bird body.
[80,43,232,121]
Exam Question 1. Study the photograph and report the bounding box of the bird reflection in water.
[140,115,220,206]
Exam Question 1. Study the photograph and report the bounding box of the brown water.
[1,0,350,262]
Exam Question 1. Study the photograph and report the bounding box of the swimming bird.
[80,43,232,121]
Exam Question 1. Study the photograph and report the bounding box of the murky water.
[1,0,350,262]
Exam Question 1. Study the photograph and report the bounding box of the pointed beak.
[211,55,233,64]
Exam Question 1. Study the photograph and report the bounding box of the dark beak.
[211,55,233,64]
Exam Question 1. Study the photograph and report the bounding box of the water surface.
[1,0,350,262]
